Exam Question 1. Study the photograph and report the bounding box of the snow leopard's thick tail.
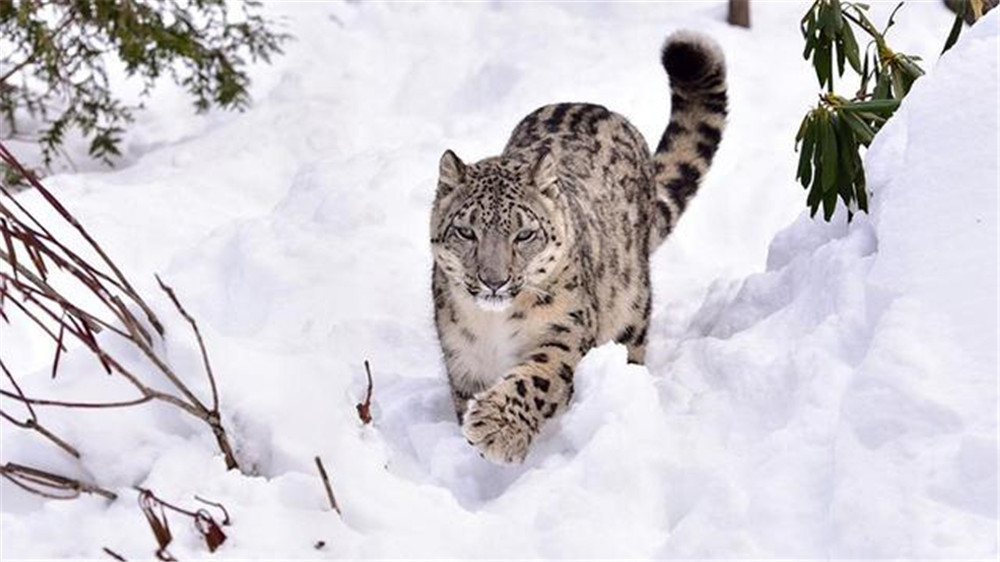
[650,31,728,248]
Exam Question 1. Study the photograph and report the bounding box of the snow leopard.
[430,31,728,464]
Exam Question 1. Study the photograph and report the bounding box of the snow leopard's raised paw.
[462,388,533,465]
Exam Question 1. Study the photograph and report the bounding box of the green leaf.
[835,38,846,76]
[802,12,816,60]
[855,168,869,212]
[843,98,900,114]
[797,116,816,188]
[808,131,824,216]
[858,50,872,96]
[831,0,844,32]
[815,42,832,90]
[856,112,887,130]
[818,1,832,39]
[820,112,838,194]
[802,8,818,47]
[822,182,839,220]
[795,111,811,142]
[808,182,823,217]
[841,21,862,73]
[897,55,925,79]
[890,66,907,99]
[841,110,875,145]
[834,113,858,206]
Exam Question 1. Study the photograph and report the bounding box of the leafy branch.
[0,0,289,175]
[795,0,924,220]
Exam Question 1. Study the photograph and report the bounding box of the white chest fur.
[446,301,525,390]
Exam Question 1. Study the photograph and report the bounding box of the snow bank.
[2,2,994,559]
[644,13,998,556]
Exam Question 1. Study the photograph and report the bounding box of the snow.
[2,1,996,559]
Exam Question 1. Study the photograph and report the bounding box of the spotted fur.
[430,31,728,464]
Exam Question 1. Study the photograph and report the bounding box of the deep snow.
[1,1,996,559]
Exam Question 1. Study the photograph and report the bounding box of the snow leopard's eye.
[454,226,476,241]
[513,229,537,243]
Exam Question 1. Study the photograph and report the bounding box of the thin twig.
[0,286,65,345]
[155,275,219,412]
[1,462,117,500]
[102,547,128,561]
[154,277,239,470]
[0,338,80,457]
[0,388,154,409]
[0,354,36,420]
[0,143,241,473]
[0,142,164,335]
[0,409,81,458]
[314,456,341,515]
[52,312,67,378]
[194,495,231,525]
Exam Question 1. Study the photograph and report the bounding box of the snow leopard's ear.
[437,149,466,199]
[532,150,558,199]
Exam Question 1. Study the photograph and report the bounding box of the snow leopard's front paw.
[462,385,535,465]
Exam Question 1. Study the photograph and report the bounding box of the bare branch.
[1,354,36,420]
[0,341,80,458]
[0,142,164,335]
[156,275,219,412]
[0,143,241,472]
[0,388,154,409]
[0,409,80,458]
[1,462,117,500]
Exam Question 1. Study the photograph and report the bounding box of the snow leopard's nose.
[478,273,510,293]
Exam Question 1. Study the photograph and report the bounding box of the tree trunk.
[728,0,751,28]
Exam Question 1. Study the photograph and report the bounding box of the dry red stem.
[0,141,240,471]
[356,360,374,425]
[136,487,229,557]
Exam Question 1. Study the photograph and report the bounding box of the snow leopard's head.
[430,150,570,311]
